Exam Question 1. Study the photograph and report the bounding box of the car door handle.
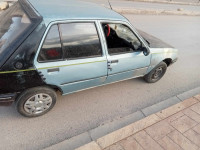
[110,60,119,63]
[47,68,60,72]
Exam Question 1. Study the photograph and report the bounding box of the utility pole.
[108,0,112,10]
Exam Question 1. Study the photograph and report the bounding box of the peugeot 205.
[0,0,178,117]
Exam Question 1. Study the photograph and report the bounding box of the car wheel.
[15,87,57,117]
[144,61,167,83]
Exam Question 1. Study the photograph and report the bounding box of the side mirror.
[142,47,150,56]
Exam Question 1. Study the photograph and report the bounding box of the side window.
[102,23,142,55]
[59,23,102,59]
[38,25,63,62]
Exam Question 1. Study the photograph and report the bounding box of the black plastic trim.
[0,93,17,106]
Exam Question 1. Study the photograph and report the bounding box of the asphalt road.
[110,0,200,12]
[80,0,200,14]
[0,15,200,150]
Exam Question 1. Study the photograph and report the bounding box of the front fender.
[147,48,178,74]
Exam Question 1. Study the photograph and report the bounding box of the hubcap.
[24,93,52,115]
[152,67,163,79]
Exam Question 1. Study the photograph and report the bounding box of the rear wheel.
[15,87,57,117]
[144,62,167,83]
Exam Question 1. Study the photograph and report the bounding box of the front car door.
[34,21,107,95]
[99,21,151,83]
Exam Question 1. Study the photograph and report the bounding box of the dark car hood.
[137,30,174,48]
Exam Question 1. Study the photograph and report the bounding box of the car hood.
[137,30,174,48]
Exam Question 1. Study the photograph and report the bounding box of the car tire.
[15,87,57,117]
[144,61,167,83]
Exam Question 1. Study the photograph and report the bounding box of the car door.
[100,21,151,84]
[34,21,108,94]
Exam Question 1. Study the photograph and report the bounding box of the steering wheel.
[106,24,110,37]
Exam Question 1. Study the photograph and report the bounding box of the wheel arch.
[15,84,63,102]
[46,84,63,94]
[163,58,172,66]
[15,85,57,117]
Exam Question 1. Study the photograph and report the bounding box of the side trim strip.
[0,60,107,74]
[152,52,177,54]
[38,60,107,70]
[0,97,12,100]
[108,66,148,76]
[62,74,144,96]
[0,69,36,74]
[61,76,107,86]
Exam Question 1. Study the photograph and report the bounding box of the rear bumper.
[0,93,17,106]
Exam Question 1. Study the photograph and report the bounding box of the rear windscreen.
[0,2,32,52]
[0,2,34,68]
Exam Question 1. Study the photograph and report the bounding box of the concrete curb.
[141,96,181,116]
[0,1,200,16]
[177,86,200,101]
[89,111,144,140]
[142,86,200,116]
[113,7,200,16]
[44,86,200,150]
[44,132,92,150]
[76,95,200,150]
[126,0,200,6]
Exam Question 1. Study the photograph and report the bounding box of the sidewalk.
[76,94,200,150]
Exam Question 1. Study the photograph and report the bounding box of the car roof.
[27,0,127,25]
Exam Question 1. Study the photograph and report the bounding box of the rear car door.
[34,21,107,94]
[100,21,151,83]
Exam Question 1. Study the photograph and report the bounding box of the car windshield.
[0,2,31,61]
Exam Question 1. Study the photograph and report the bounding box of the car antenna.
[108,0,112,10]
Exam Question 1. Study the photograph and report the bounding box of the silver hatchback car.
[0,0,178,117]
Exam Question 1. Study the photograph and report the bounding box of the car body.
[0,0,178,117]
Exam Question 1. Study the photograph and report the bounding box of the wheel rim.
[24,93,52,115]
[152,67,163,80]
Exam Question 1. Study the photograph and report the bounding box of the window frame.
[99,20,149,56]
[58,22,103,60]
[37,21,104,63]
[107,48,135,56]
[37,24,64,63]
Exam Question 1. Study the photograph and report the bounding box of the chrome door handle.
[110,60,119,63]
[47,68,59,72]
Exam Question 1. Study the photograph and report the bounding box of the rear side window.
[38,25,63,62]
[59,23,102,59]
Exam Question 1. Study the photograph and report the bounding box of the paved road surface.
[111,1,200,12]
[0,15,200,150]
[114,0,200,12]
[78,0,200,13]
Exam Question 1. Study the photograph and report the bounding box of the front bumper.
[0,93,17,106]
[170,58,178,66]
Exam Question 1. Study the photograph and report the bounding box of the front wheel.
[144,62,167,83]
[15,87,57,117]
